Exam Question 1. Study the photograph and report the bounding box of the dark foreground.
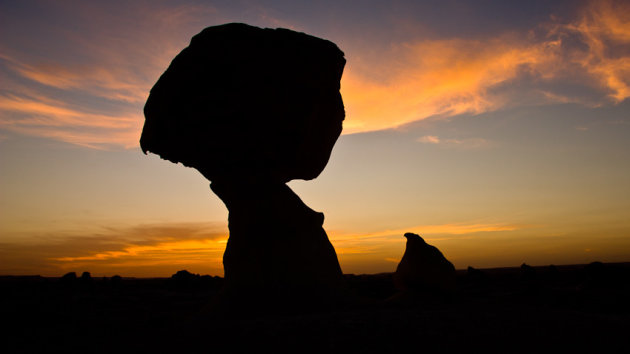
[2,262,629,353]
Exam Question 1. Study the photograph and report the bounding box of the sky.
[1,0,629,277]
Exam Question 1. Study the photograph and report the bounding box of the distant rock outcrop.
[80,271,92,283]
[521,263,536,280]
[140,23,348,309]
[59,272,77,287]
[466,266,487,282]
[394,233,456,293]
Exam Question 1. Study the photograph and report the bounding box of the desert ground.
[2,262,629,353]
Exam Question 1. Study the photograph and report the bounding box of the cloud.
[332,222,522,240]
[417,135,440,144]
[9,61,149,104]
[342,0,630,133]
[0,92,142,149]
[566,0,630,102]
[0,222,228,277]
[1,0,628,148]
[0,1,216,149]
[416,135,492,149]
[0,219,524,276]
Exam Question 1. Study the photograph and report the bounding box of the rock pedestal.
[211,181,346,308]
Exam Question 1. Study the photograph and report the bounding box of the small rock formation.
[140,23,347,309]
[109,275,122,289]
[59,272,77,287]
[579,261,612,291]
[172,269,199,280]
[394,233,456,293]
[466,266,487,282]
[170,270,200,290]
[80,271,92,282]
[520,263,536,280]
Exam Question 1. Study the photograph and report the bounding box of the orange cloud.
[0,2,212,149]
[0,93,141,149]
[0,219,522,276]
[0,94,135,128]
[11,62,149,104]
[342,0,630,134]
[54,238,226,264]
[1,0,627,148]
[341,37,546,133]
[558,0,630,102]
[0,222,228,277]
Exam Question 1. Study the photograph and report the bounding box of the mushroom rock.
[140,23,347,309]
[394,233,456,293]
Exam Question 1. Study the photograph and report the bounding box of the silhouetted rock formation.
[521,263,536,280]
[140,23,347,309]
[579,261,617,291]
[61,272,77,280]
[78,271,93,291]
[168,270,223,291]
[467,266,487,282]
[394,233,456,293]
[59,271,77,287]
[141,23,345,183]
[212,181,347,308]
[172,270,198,281]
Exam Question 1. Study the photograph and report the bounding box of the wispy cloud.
[416,135,492,149]
[0,92,141,149]
[417,135,441,144]
[0,222,227,277]
[332,222,522,240]
[342,0,630,133]
[1,0,628,147]
[0,1,216,149]
[329,222,525,257]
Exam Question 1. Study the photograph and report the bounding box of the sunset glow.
[1,0,629,277]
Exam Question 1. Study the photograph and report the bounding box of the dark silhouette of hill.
[140,23,348,311]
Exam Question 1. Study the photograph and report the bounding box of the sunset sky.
[1,0,629,277]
